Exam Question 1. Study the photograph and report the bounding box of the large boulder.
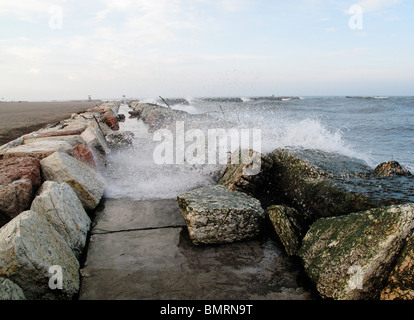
[373,161,412,177]
[72,144,96,168]
[266,205,306,256]
[23,135,85,147]
[298,203,414,300]
[380,232,414,300]
[30,181,91,259]
[80,124,109,155]
[0,278,26,300]
[219,149,379,237]
[2,140,73,160]
[0,210,80,300]
[218,149,275,202]
[40,152,105,211]
[0,157,41,224]
[102,112,119,131]
[177,185,265,245]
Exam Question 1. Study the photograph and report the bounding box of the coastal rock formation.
[0,138,24,159]
[40,152,105,211]
[266,205,306,256]
[0,278,26,300]
[298,203,414,300]
[0,210,80,300]
[105,131,134,149]
[177,185,265,245]
[23,121,86,140]
[80,122,110,156]
[23,135,85,147]
[30,181,91,259]
[102,112,120,131]
[129,102,187,132]
[373,161,412,177]
[2,140,73,160]
[72,144,96,168]
[220,149,379,235]
[218,149,274,200]
[0,157,41,224]
[380,232,414,300]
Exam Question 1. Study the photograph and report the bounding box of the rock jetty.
[127,101,413,301]
[0,101,122,300]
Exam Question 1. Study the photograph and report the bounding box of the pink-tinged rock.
[0,157,41,224]
[72,144,96,169]
[102,112,119,131]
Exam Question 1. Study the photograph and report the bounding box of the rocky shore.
[129,101,414,300]
[0,101,131,299]
[1,99,413,300]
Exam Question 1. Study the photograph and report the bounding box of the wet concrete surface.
[79,197,318,300]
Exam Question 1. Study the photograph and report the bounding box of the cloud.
[354,0,402,13]
[0,0,56,22]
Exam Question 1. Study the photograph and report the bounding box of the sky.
[0,0,413,100]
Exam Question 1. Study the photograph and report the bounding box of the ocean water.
[103,96,414,202]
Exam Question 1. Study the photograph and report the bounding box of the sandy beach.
[0,101,101,146]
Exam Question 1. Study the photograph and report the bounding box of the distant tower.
[88,95,92,101]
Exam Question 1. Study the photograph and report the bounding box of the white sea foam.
[171,103,199,114]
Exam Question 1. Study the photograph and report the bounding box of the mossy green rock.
[177,185,264,245]
[299,203,414,300]
[267,205,306,256]
[380,232,414,300]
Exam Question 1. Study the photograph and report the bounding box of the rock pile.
[212,148,414,300]
[128,101,414,300]
[0,101,127,300]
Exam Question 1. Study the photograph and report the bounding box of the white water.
[102,104,217,200]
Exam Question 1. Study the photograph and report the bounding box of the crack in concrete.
[92,224,186,235]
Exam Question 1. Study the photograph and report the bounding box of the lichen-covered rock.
[0,210,80,300]
[219,148,379,236]
[177,185,265,245]
[30,181,91,258]
[266,205,306,256]
[373,161,412,177]
[299,203,414,300]
[380,232,414,300]
[0,278,26,300]
[0,157,41,224]
[40,152,105,211]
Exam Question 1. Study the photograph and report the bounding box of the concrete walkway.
[78,197,316,300]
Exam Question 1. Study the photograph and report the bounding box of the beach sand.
[0,101,102,146]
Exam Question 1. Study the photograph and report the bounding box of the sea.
[103,96,414,203]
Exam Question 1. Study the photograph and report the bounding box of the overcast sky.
[0,0,413,100]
